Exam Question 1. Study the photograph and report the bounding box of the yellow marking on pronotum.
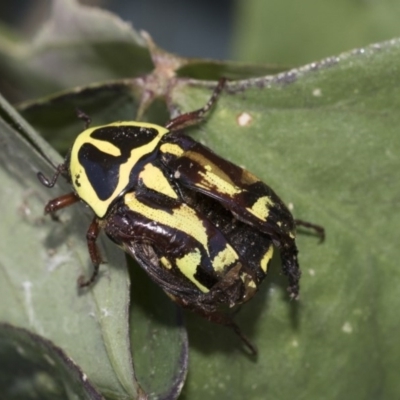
[212,244,239,273]
[246,196,274,220]
[160,257,172,270]
[139,163,178,199]
[176,249,209,293]
[260,246,274,273]
[70,122,169,218]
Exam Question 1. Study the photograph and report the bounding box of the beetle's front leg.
[43,192,80,220]
[78,216,103,288]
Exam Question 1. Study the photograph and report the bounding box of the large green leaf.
[0,93,188,399]
[0,95,137,399]
[164,41,399,399]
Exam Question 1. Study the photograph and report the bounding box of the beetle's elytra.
[38,79,324,355]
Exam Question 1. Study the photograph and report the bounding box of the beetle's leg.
[43,192,80,221]
[78,216,102,288]
[202,313,257,356]
[174,297,257,356]
[229,318,257,356]
[279,240,301,300]
[165,78,226,132]
[205,312,257,356]
[37,163,67,188]
[295,219,325,242]
[280,220,324,297]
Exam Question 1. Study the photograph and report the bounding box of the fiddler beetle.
[38,79,324,355]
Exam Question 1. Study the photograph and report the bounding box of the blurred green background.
[2,0,400,66]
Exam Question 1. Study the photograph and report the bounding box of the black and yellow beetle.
[38,79,324,355]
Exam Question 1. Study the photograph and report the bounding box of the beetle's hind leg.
[78,217,103,288]
[213,312,258,357]
[198,309,257,356]
[174,296,257,356]
[295,219,325,242]
[280,220,325,299]
[279,240,301,300]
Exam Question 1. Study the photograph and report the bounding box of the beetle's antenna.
[39,108,91,186]
[37,163,67,188]
[166,78,227,131]
[76,109,92,129]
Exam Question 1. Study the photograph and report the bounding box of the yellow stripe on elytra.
[246,196,273,220]
[124,192,211,291]
[197,169,242,197]
[176,249,209,293]
[260,246,274,273]
[139,163,178,199]
[212,244,239,273]
[185,151,241,196]
[70,122,169,218]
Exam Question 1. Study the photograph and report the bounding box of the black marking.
[75,174,81,188]
[79,126,159,201]
[90,125,158,149]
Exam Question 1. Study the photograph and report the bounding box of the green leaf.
[28,0,152,85]
[0,94,136,399]
[165,40,400,399]
[0,93,188,399]
[176,59,288,80]
[0,323,103,399]
[129,265,188,400]
[0,0,153,101]
[0,0,291,104]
